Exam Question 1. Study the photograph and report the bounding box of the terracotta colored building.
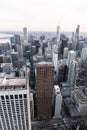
[36,62,54,120]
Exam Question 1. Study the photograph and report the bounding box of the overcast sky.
[0,0,87,31]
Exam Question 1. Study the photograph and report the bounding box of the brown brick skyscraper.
[36,62,54,120]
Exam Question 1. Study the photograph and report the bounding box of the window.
[10,95,13,99]
[1,96,4,100]
[15,95,18,99]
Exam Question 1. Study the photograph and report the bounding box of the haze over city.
[0,0,87,31]
[1,0,87,128]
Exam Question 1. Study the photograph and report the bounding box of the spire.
[57,25,60,48]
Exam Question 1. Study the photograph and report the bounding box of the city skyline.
[0,0,87,31]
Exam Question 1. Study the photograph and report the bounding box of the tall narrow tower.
[36,62,54,120]
[23,27,28,42]
[75,25,80,51]
[76,25,80,41]
[57,26,60,49]
[68,60,77,87]
[52,26,60,70]
[67,50,76,67]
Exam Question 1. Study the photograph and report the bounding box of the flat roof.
[37,61,54,66]
[61,82,70,87]
[74,89,87,102]
[2,77,26,86]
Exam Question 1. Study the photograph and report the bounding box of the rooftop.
[74,88,87,102]
[0,77,27,90]
[37,61,54,66]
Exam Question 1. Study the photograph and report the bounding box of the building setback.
[36,62,54,120]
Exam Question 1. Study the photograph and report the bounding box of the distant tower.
[23,27,28,42]
[81,48,87,62]
[67,50,76,67]
[57,26,60,49]
[75,25,80,51]
[71,32,77,51]
[16,43,23,61]
[52,26,60,70]
[36,62,54,120]
[68,60,77,87]
[14,34,21,44]
[76,25,80,41]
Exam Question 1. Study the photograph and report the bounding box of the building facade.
[68,60,77,87]
[0,77,31,130]
[53,85,62,117]
[81,48,87,62]
[67,50,76,67]
[36,62,54,120]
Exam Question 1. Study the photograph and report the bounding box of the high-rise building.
[60,38,68,55]
[68,60,77,87]
[52,26,60,70]
[10,37,15,44]
[75,25,80,51]
[57,26,60,49]
[2,42,10,55]
[75,25,80,42]
[14,35,21,44]
[53,85,62,117]
[67,50,76,67]
[58,65,68,84]
[16,44,23,61]
[23,27,28,42]
[0,77,31,130]
[11,52,18,62]
[63,47,68,59]
[81,48,87,62]
[36,62,54,120]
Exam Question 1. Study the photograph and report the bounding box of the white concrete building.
[67,50,76,67]
[0,77,31,130]
[68,60,77,87]
[54,85,62,117]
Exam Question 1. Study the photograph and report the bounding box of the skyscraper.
[36,62,54,120]
[81,48,87,62]
[68,60,77,87]
[75,25,80,42]
[0,77,31,130]
[75,25,80,51]
[14,35,21,44]
[67,50,76,67]
[63,47,68,59]
[23,27,28,42]
[53,85,62,117]
[16,43,23,61]
[57,26,60,49]
[52,26,60,70]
